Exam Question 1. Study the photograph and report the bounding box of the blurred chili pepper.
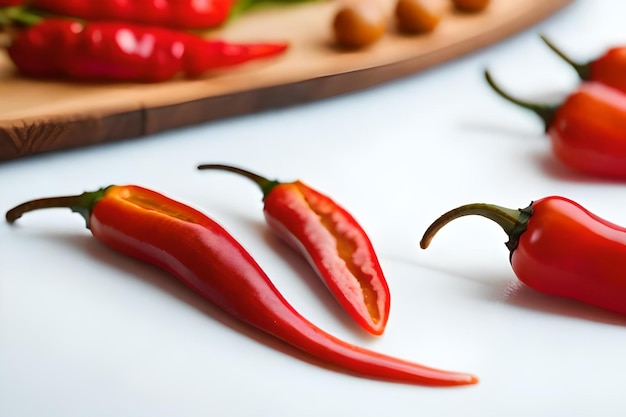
[197,164,390,336]
[421,196,626,316]
[27,0,233,30]
[7,18,287,82]
[0,0,22,6]
[6,185,477,387]
[485,70,626,179]
[541,35,626,95]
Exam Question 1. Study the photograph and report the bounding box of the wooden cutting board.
[0,0,572,162]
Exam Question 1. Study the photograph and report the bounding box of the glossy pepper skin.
[28,0,233,30]
[0,0,22,6]
[197,164,390,336]
[7,18,287,82]
[541,35,626,95]
[485,70,626,179]
[421,196,626,316]
[6,185,478,387]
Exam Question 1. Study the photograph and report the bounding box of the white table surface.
[3,1,626,416]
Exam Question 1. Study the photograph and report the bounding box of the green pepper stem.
[197,164,281,199]
[420,202,532,257]
[484,70,557,131]
[5,188,109,228]
[0,5,43,27]
[539,34,590,81]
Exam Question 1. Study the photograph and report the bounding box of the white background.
[3,1,626,416]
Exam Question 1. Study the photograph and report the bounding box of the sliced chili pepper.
[5,186,478,387]
[27,0,233,30]
[540,35,626,95]
[485,70,626,179]
[197,164,390,336]
[6,18,288,82]
[420,196,626,315]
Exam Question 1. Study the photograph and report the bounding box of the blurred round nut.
[395,0,445,34]
[452,0,490,12]
[333,1,387,49]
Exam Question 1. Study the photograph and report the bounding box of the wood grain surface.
[0,0,572,161]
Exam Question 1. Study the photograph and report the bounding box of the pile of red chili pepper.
[0,0,288,82]
[197,164,391,336]
[417,36,626,318]
[484,36,626,179]
[5,182,478,387]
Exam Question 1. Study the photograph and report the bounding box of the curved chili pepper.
[5,186,477,387]
[540,35,626,94]
[7,18,287,82]
[197,164,390,336]
[27,0,233,30]
[485,70,626,179]
[420,196,626,315]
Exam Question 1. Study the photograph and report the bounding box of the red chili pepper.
[5,186,477,387]
[6,18,288,82]
[197,164,391,336]
[485,70,626,179]
[420,196,626,316]
[27,0,233,30]
[540,35,626,95]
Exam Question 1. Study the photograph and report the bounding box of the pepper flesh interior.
[307,196,381,323]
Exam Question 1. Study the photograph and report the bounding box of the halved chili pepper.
[6,18,287,82]
[540,35,626,95]
[485,70,626,179]
[197,164,390,336]
[26,0,233,30]
[420,196,626,315]
[5,185,478,387]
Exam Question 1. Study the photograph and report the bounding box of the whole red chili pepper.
[540,35,626,95]
[420,196,626,316]
[485,70,626,179]
[27,0,233,30]
[7,18,287,82]
[197,164,391,336]
[5,185,478,387]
